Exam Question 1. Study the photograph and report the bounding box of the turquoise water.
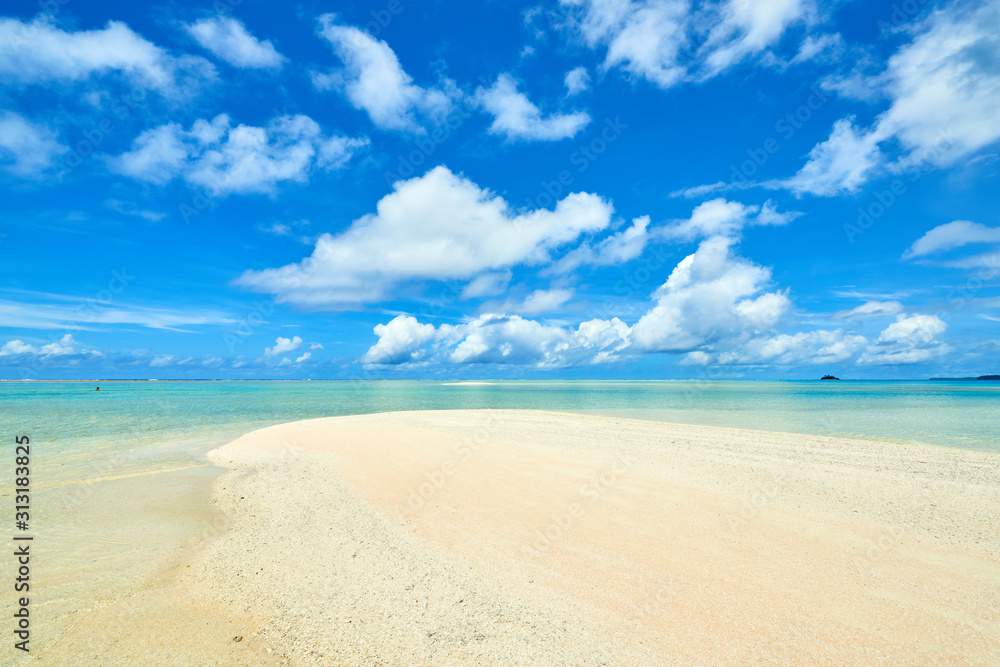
[2,380,997,487]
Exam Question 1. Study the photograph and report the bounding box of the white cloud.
[701,329,868,366]
[0,17,214,95]
[590,215,651,262]
[552,215,650,272]
[362,313,632,368]
[236,166,613,308]
[460,271,513,300]
[149,354,176,367]
[631,235,791,352]
[561,0,689,88]
[361,315,436,364]
[699,0,817,77]
[0,334,95,358]
[294,352,312,363]
[858,314,950,365]
[660,198,797,240]
[104,199,166,222]
[669,181,731,199]
[309,342,324,350]
[111,114,367,195]
[41,333,80,356]
[558,0,816,88]
[903,220,1000,260]
[564,66,591,95]
[314,15,452,131]
[264,336,302,357]
[778,2,1000,195]
[774,118,881,196]
[873,2,1000,170]
[940,250,1000,272]
[259,219,314,244]
[488,288,575,316]
[775,33,844,68]
[0,339,36,356]
[554,199,796,275]
[448,314,630,366]
[475,74,590,141]
[0,294,234,332]
[0,111,67,177]
[680,350,712,366]
[185,17,284,69]
[835,300,904,320]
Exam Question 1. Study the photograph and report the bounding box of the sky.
[1,0,998,380]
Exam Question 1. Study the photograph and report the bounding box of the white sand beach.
[29,410,1000,665]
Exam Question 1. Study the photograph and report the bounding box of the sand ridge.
[194,409,999,665]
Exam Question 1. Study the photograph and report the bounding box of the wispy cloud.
[0,16,215,95]
[185,16,284,69]
[313,14,454,132]
[475,74,590,141]
[0,111,67,177]
[0,292,236,332]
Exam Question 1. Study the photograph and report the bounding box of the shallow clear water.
[3,380,997,488]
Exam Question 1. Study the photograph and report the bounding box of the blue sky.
[1,0,998,379]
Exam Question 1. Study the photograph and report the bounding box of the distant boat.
[821,375,840,380]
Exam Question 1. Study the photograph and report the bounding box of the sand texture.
[19,409,1000,665]
[196,410,1000,665]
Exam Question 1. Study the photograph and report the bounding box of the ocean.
[3,379,997,489]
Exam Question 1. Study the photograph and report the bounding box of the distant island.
[929,375,1000,381]
[821,375,840,380]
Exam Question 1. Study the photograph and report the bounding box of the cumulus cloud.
[0,334,96,358]
[0,111,67,177]
[777,2,1000,195]
[361,315,436,364]
[0,17,214,94]
[858,314,950,365]
[361,313,632,368]
[352,198,946,371]
[475,74,590,141]
[314,15,452,131]
[631,235,791,352]
[0,339,36,356]
[264,336,302,357]
[236,166,613,308]
[185,16,284,69]
[111,113,367,195]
